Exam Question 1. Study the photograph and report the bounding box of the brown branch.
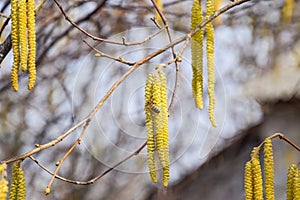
[250,133,300,160]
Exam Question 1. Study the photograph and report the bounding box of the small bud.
[44,187,50,195]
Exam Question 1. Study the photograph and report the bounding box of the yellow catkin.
[145,68,169,187]
[244,161,253,200]
[206,0,217,127]
[157,69,169,187]
[191,0,204,109]
[0,164,8,200]
[286,164,299,200]
[286,164,296,200]
[282,0,294,23]
[27,0,36,90]
[263,139,274,200]
[11,0,20,92]
[0,179,8,200]
[145,73,157,183]
[155,0,163,25]
[19,0,28,72]
[293,167,300,200]
[252,158,263,200]
[9,163,26,200]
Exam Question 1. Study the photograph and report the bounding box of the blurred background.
[0,0,299,199]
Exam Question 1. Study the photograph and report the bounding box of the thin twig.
[53,0,163,46]
[0,13,9,19]
[30,141,147,185]
[83,39,136,66]
[251,133,300,160]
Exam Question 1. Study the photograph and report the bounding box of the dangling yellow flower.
[0,164,8,200]
[11,0,20,91]
[263,139,274,200]
[9,163,26,200]
[206,0,217,127]
[145,73,157,183]
[10,0,37,91]
[145,66,169,187]
[251,158,263,200]
[19,0,28,72]
[27,0,37,90]
[244,161,253,200]
[191,0,204,109]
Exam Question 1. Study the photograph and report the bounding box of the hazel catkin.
[9,163,26,200]
[206,0,217,127]
[191,0,204,109]
[145,67,169,187]
[263,139,275,200]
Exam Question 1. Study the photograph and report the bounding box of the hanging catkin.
[206,0,217,127]
[9,163,26,200]
[244,161,253,200]
[252,157,263,200]
[191,0,204,109]
[27,0,37,90]
[263,139,275,200]
[10,0,36,91]
[145,67,169,187]
[286,164,299,200]
[11,0,20,91]
[19,0,27,72]
[145,73,157,183]
[0,164,8,200]
[157,69,169,187]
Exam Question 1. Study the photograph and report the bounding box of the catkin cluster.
[286,164,300,200]
[190,0,217,127]
[0,164,8,200]
[11,0,37,91]
[244,139,275,200]
[9,163,26,200]
[145,67,169,187]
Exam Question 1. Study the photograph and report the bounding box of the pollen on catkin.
[286,164,299,200]
[145,73,157,183]
[11,0,20,92]
[263,139,275,200]
[27,0,37,90]
[244,161,253,200]
[251,157,263,200]
[206,0,217,127]
[191,0,204,109]
[9,163,26,200]
[293,167,300,200]
[19,0,28,72]
[145,67,169,187]
[0,164,8,200]
[157,69,169,187]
